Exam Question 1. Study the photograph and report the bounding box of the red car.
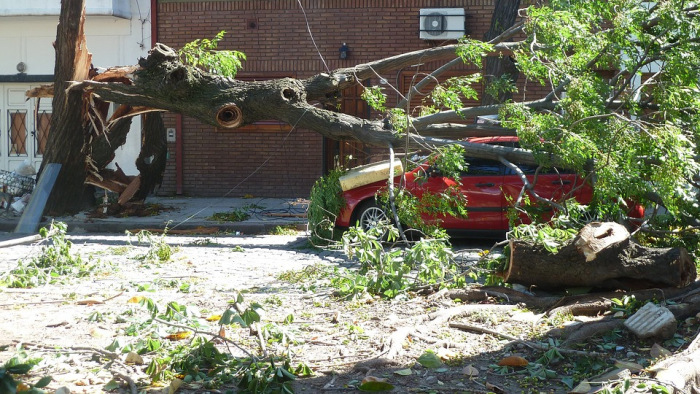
[335,137,596,237]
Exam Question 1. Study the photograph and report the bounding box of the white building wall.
[0,0,151,175]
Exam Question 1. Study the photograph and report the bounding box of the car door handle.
[552,180,572,185]
[475,183,495,187]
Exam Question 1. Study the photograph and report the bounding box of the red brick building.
[154,0,500,198]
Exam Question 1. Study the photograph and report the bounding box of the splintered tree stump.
[505,222,696,289]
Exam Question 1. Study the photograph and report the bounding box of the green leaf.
[393,368,412,376]
[358,380,395,392]
[104,379,120,390]
[6,363,33,375]
[34,376,52,388]
[105,340,120,352]
[417,350,443,369]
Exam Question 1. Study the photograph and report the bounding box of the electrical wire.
[296,0,331,74]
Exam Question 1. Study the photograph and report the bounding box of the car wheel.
[356,201,390,232]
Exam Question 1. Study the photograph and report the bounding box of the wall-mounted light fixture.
[339,43,349,60]
[16,62,26,73]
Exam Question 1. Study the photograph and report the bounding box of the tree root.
[649,329,700,392]
[111,371,138,394]
[448,322,609,359]
[446,281,700,320]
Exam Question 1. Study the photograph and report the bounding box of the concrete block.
[624,302,677,339]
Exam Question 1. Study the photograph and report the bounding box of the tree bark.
[134,112,167,200]
[505,222,696,290]
[482,0,521,106]
[38,0,94,214]
[74,44,556,167]
[649,332,700,392]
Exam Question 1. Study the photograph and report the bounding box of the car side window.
[462,158,504,176]
[505,163,574,175]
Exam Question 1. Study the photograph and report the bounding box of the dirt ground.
[0,231,697,393]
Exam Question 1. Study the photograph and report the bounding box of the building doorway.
[0,84,52,173]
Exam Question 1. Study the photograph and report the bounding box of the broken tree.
[38,0,699,259]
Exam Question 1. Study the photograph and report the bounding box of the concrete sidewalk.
[0,196,309,234]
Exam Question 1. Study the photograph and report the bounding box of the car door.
[501,163,583,225]
[408,157,505,231]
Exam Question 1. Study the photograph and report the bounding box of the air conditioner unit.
[420,8,465,40]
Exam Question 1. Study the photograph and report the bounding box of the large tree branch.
[304,41,523,103]
[69,43,558,171]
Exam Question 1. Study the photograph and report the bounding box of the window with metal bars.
[35,111,51,156]
[8,110,28,156]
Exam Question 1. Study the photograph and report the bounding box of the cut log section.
[338,159,403,191]
[505,222,696,290]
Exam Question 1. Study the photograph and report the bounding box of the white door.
[0,84,52,174]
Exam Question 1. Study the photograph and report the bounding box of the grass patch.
[208,207,251,222]
[269,225,300,235]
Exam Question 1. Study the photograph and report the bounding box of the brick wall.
[155,0,504,198]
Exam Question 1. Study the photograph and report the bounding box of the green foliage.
[270,225,299,235]
[498,0,700,229]
[509,223,579,254]
[467,250,508,286]
[114,294,308,392]
[178,30,246,78]
[361,86,387,111]
[379,145,468,235]
[637,214,700,267]
[610,295,643,317]
[484,73,518,101]
[208,207,251,222]
[388,108,409,134]
[456,38,494,67]
[308,168,345,245]
[0,349,49,394]
[1,222,95,288]
[333,223,461,299]
[431,74,482,112]
[427,144,467,182]
[128,228,174,264]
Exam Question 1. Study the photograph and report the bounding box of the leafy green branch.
[178,30,246,78]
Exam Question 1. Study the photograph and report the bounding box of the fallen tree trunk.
[505,222,696,290]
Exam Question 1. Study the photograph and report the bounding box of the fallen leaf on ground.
[462,364,479,377]
[485,382,505,393]
[77,298,104,305]
[393,368,412,376]
[168,378,183,394]
[650,343,672,359]
[165,331,192,341]
[570,379,591,393]
[417,350,443,369]
[125,351,144,365]
[127,296,146,303]
[614,359,643,373]
[436,347,457,360]
[359,376,394,392]
[497,356,528,367]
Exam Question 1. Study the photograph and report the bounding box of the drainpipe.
[150,0,157,47]
[175,114,184,194]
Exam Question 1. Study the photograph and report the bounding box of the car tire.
[355,200,390,232]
